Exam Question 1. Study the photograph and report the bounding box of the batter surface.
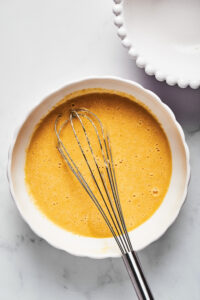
[25,89,172,238]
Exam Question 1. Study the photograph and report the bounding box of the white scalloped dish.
[113,0,200,89]
[7,77,190,258]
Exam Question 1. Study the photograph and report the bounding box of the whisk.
[55,108,154,300]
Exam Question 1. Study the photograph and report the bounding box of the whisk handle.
[122,251,154,300]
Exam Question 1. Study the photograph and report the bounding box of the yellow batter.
[25,89,172,238]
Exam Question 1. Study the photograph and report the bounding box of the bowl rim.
[113,0,200,89]
[7,76,190,259]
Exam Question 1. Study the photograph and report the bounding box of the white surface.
[0,0,200,299]
[8,77,189,257]
[113,0,200,89]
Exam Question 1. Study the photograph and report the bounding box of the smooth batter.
[25,89,172,238]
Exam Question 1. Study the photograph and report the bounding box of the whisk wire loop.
[55,109,132,254]
[55,115,125,253]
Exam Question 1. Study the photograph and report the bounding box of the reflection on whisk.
[55,108,154,300]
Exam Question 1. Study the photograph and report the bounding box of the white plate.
[7,77,190,259]
[113,0,200,89]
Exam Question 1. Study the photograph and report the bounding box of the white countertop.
[0,1,200,299]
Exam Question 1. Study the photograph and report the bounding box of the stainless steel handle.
[122,251,154,300]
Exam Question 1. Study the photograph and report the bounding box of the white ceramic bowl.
[113,0,200,89]
[7,77,190,258]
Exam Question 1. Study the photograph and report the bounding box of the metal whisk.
[55,108,154,300]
